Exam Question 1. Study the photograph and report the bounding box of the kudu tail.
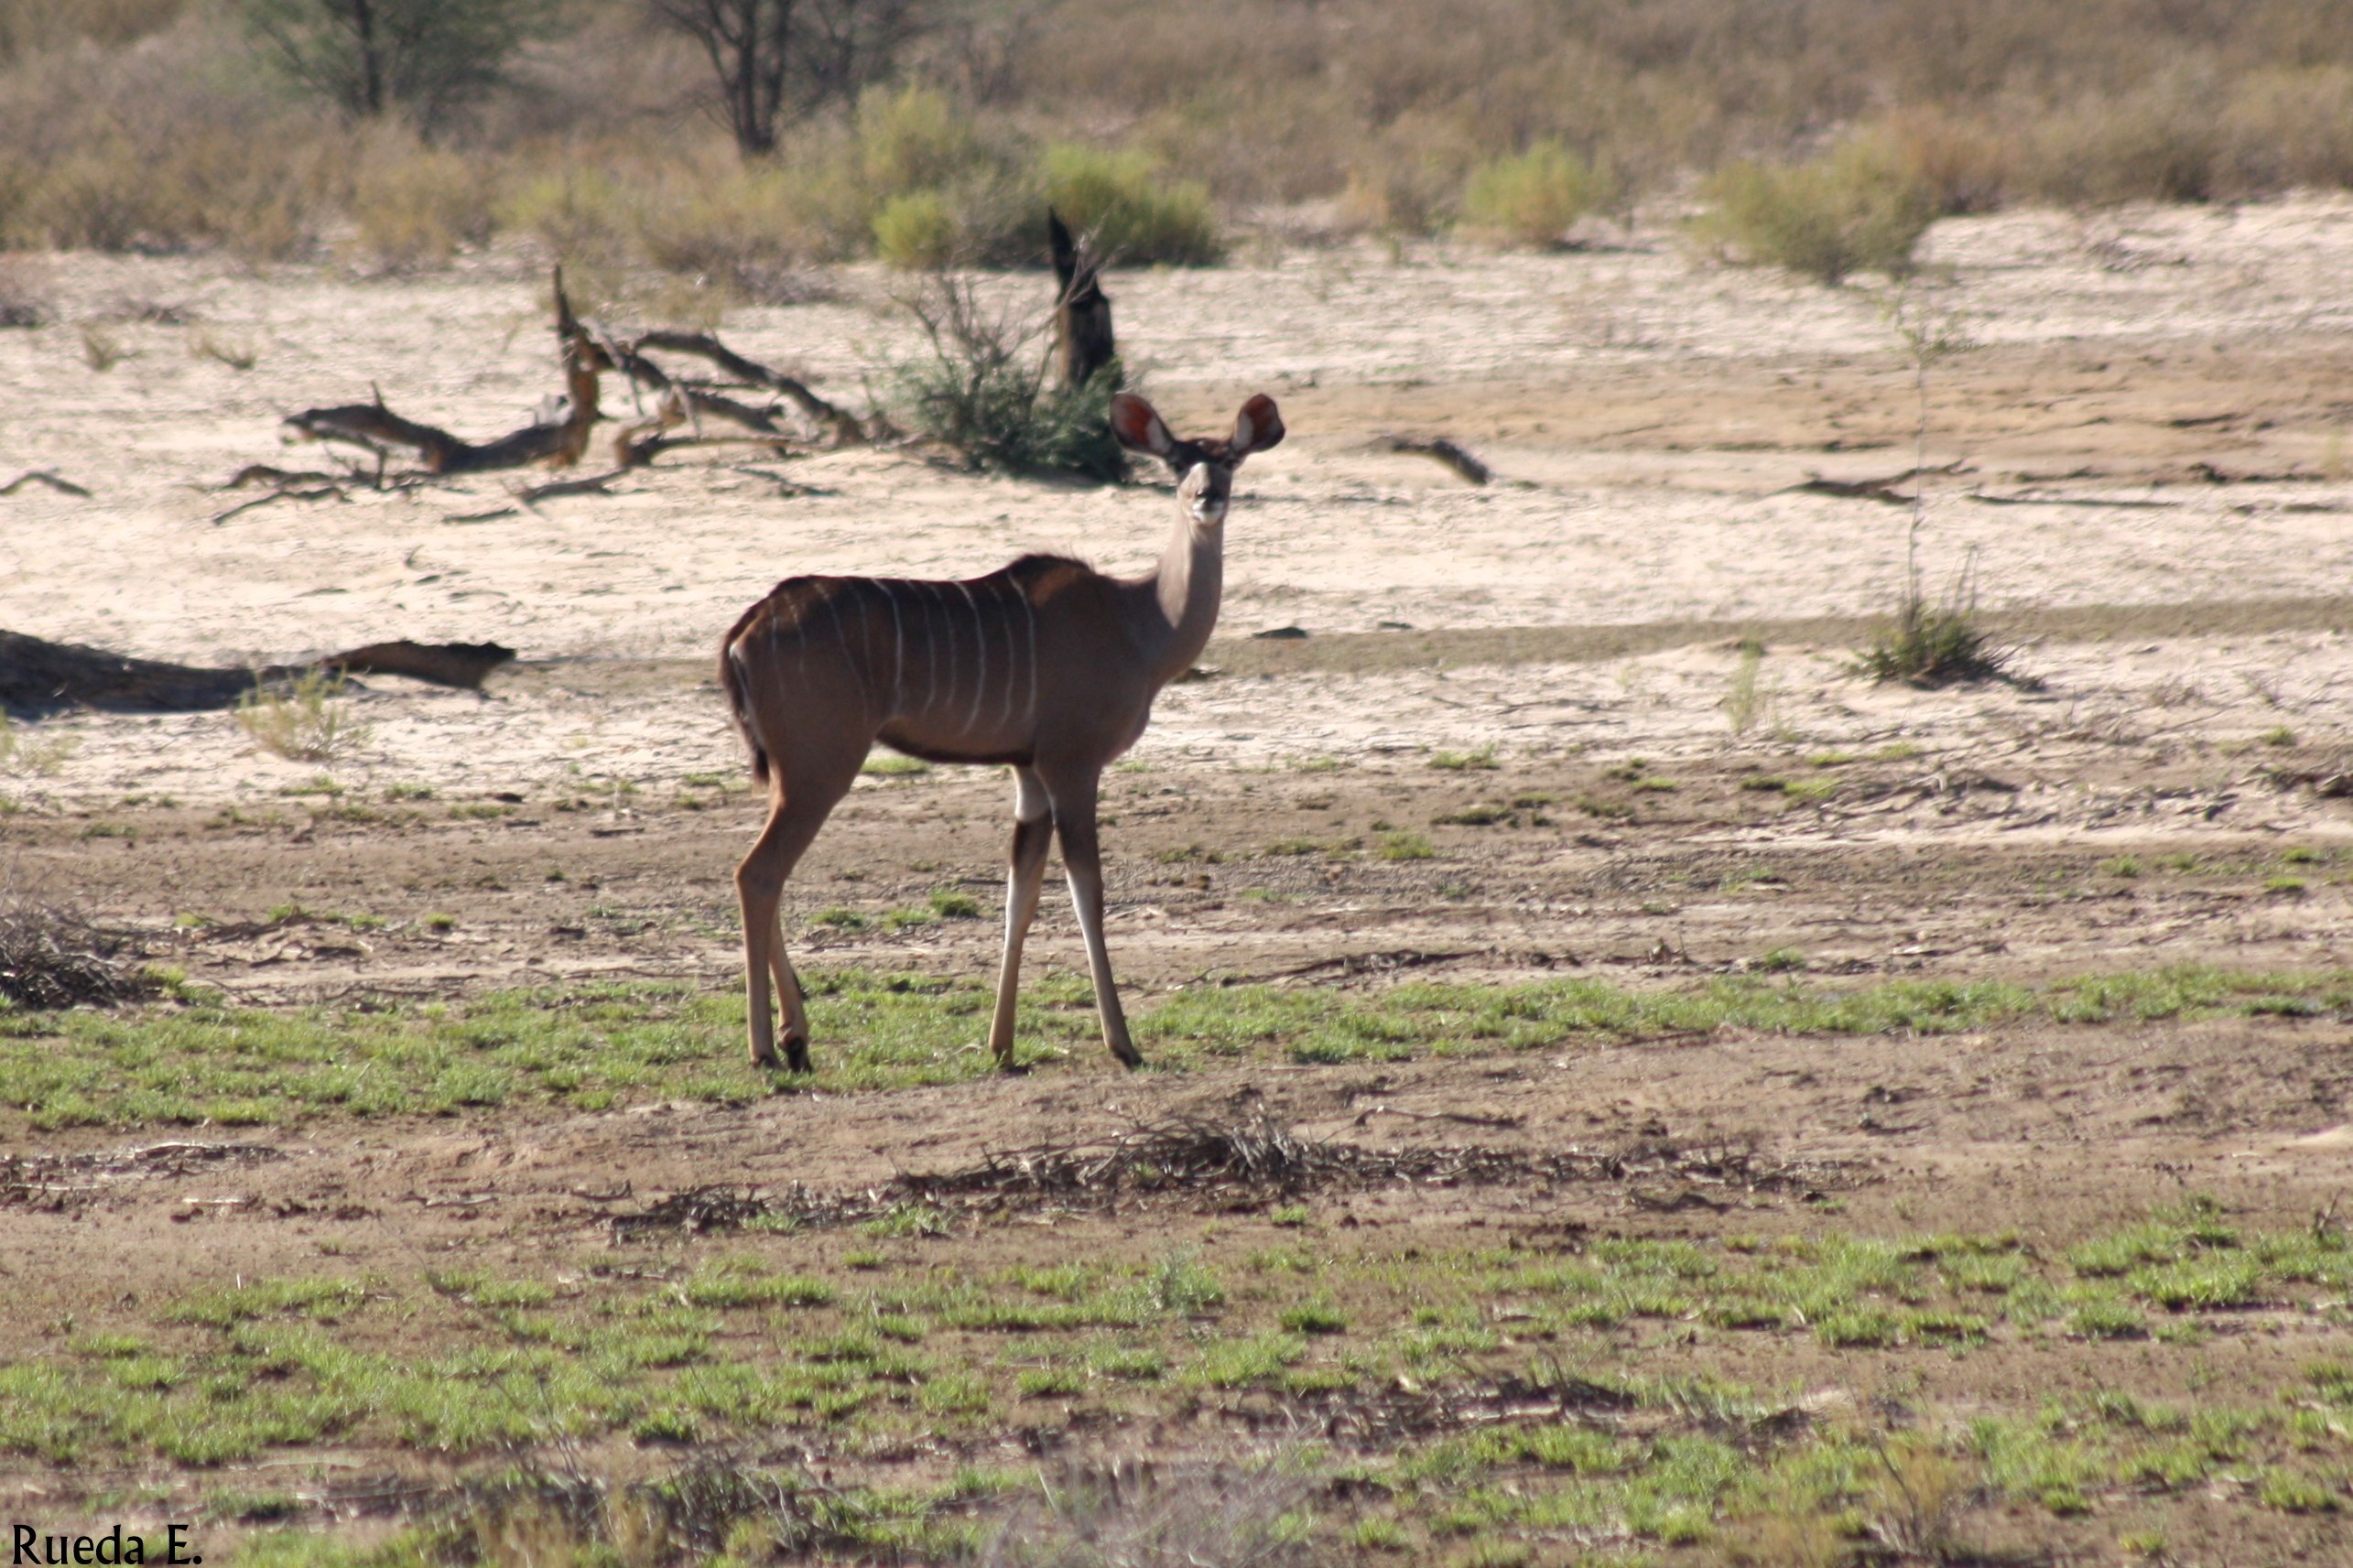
[719,602,772,786]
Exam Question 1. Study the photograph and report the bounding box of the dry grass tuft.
[985,1456,1318,1568]
[233,666,371,762]
[1860,1433,1980,1561]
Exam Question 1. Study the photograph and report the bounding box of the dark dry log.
[320,641,515,689]
[2,630,516,715]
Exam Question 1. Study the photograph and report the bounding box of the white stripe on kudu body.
[720,392,1285,1075]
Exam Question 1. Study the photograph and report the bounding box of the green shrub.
[1694,135,1938,285]
[873,189,959,269]
[1041,145,1220,265]
[1461,141,1608,247]
[1852,597,2009,687]
[859,86,985,194]
[885,276,1127,480]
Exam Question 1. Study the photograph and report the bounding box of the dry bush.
[1881,104,2019,214]
[0,874,148,1009]
[1339,114,1480,235]
[0,252,50,326]
[348,127,496,271]
[2020,72,2228,206]
[1460,141,1610,247]
[0,0,188,59]
[984,1456,1319,1568]
[2217,66,2353,194]
[637,166,856,299]
[1715,1509,1848,1568]
[0,12,333,259]
[856,84,1038,267]
[11,0,2353,269]
[1860,1433,1979,1560]
[1694,135,1938,286]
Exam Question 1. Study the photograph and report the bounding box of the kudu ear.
[1231,394,1285,459]
[1108,393,1178,460]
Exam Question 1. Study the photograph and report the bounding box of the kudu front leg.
[1043,764,1144,1069]
[987,767,1056,1068]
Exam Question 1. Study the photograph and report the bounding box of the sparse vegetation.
[0,1,2349,272]
[1692,135,1938,286]
[233,667,370,762]
[1459,141,1609,248]
[1041,144,1222,265]
[0,880,149,1009]
[884,273,1127,481]
[2,963,2346,1126]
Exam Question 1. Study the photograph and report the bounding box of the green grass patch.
[8,964,2353,1128]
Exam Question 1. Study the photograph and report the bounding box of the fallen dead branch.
[623,329,865,444]
[1,1141,285,1211]
[1214,947,1485,986]
[284,270,601,475]
[222,464,350,489]
[1378,434,1491,485]
[0,881,149,1009]
[586,325,868,465]
[1781,460,1966,505]
[0,469,91,497]
[1967,492,2178,508]
[516,470,623,505]
[211,484,348,525]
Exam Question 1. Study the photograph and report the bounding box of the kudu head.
[1111,393,1285,527]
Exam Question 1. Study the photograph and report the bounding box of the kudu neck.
[1143,505,1224,684]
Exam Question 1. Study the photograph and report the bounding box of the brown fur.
[721,394,1283,1074]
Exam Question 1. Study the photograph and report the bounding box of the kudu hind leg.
[1042,763,1143,1069]
[736,785,839,1071]
[987,768,1056,1067]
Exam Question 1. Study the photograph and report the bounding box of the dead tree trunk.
[1,631,514,715]
[1049,209,1115,389]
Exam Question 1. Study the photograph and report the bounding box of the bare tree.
[648,0,925,157]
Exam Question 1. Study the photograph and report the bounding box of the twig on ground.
[1968,492,2178,508]
[1781,461,1967,505]
[0,470,91,497]
[211,485,348,525]
[1378,435,1491,485]
[516,470,624,505]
